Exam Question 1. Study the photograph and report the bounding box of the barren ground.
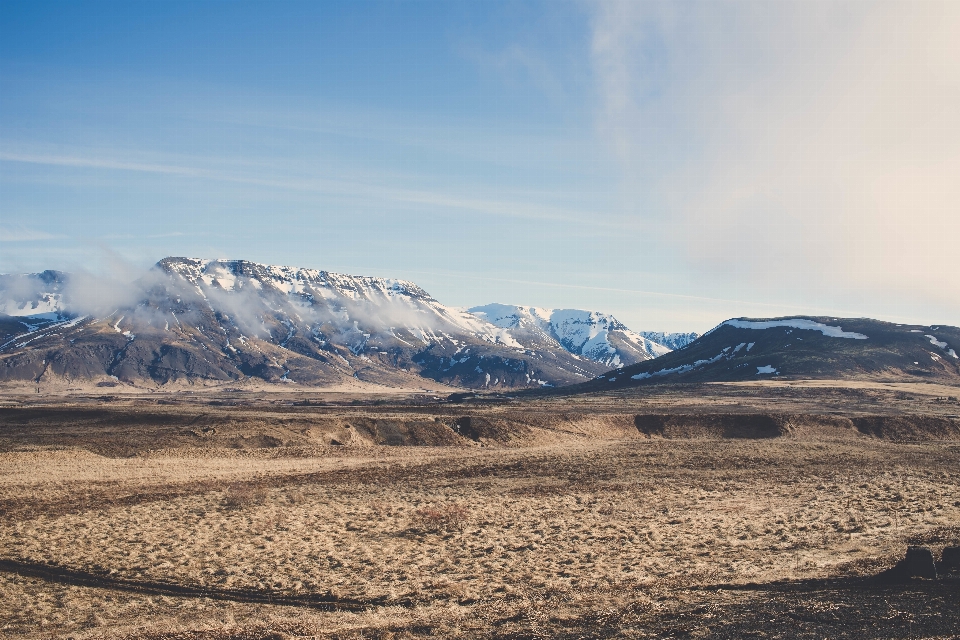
[1,382,959,638]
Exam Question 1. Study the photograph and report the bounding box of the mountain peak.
[1,259,699,390]
[468,303,693,368]
[156,257,433,301]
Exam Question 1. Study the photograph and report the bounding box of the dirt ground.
[1,383,959,638]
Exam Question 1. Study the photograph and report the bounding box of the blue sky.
[2,1,959,332]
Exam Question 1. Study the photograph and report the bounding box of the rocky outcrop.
[878,546,946,583]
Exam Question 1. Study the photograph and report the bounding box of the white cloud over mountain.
[589,1,960,318]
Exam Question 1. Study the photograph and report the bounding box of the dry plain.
[1,382,959,638]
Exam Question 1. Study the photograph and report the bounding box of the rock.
[904,546,938,579]
[940,546,960,573]
[879,546,938,583]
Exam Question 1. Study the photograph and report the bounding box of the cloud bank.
[590,1,960,319]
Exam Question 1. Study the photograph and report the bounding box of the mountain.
[0,258,686,390]
[634,330,699,352]
[0,270,67,320]
[467,304,690,368]
[568,316,960,391]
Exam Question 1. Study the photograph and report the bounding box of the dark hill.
[567,317,960,391]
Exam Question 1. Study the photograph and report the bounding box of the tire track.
[0,559,401,611]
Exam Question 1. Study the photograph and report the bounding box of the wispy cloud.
[588,1,960,317]
[0,147,615,227]
[0,226,65,242]
[98,231,188,240]
[400,267,878,318]
[0,150,227,179]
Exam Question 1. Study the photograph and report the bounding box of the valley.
[6,2,959,637]
[5,265,960,637]
[1,382,959,638]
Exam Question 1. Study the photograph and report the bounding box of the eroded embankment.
[0,406,643,452]
[632,413,960,441]
[1,405,958,456]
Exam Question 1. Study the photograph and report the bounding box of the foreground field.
[1,387,959,638]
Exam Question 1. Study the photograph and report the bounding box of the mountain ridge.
[559,316,960,393]
[466,303,692,368]
[0,258,691,390]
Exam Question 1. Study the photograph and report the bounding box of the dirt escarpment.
[634,413,785,439]
[850,415,960,440]
[632,413,960,441]
[2,405,958,457]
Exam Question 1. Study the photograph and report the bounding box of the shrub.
[411,503,470,533]
[223,483,268,508]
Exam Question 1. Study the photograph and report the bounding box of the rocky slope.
[0,258,686,390]
[567,316,960,391]
[0,270,67,319]
[467,304,689,368]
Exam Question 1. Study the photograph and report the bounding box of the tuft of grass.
[222,483,268,508]
[410,503,470,533]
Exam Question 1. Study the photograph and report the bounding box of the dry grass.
[410,503,471,534]
[1,388,959,637]
[1,435,959,638]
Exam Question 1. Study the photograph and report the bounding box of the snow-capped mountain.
[0,270,67,320]
[158,257,516,351]
[635,330,699,351]
[468,304,694,368]
[2,258,668,389]
[567,316,960,391]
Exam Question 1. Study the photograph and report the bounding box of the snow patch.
[723,319,867,339]
[468,303,677,366]
[924,335,958,359]
[630,351,727,380]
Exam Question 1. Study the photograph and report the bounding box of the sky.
[1,1,959,333]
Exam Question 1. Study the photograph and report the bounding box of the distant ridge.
[0,258,691,390]
[467,304,695,368]
[565,316,960,391]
